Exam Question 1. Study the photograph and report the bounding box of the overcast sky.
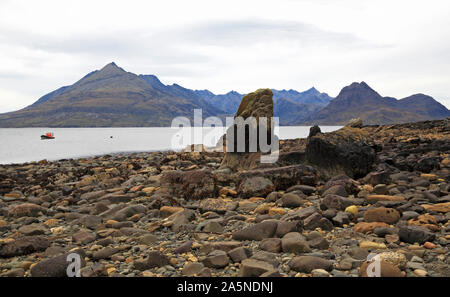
[0,0,449,113]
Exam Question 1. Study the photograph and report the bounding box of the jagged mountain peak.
[98,62,127,75]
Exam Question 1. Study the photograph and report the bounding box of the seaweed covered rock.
[306,126,378,178]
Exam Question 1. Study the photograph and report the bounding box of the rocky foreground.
[0,117,449,277]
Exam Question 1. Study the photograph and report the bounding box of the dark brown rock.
[232,221,278,241]
[363,207,400,224]
[289,256,333,273]
[0,236,50,257]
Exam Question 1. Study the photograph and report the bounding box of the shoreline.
[0,118,449,277]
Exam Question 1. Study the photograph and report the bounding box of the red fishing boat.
[41,132,55,140]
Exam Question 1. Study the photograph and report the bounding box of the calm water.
[0,126,341,164]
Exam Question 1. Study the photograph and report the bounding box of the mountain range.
[0,62,448,127]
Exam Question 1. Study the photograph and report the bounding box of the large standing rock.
[220,88,278,170]
[306,127,378,178]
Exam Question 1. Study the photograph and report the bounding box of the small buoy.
[110,136,113,139]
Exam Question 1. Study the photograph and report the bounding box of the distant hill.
[303,82,450,125]
[0,64,447,127]
[0,63,332,127]
[193,87,332,125]
[0,63,224,127]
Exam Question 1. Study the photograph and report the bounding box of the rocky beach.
[0,90,449,278]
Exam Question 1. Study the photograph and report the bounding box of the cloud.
[0,0,449,112]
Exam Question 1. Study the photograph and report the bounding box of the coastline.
[0,118,449,277]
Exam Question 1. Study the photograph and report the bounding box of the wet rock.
[232,221,278,241]
[307,236,329,250]
[111,205,146,222]
[182,262,205,276]
[408,214,440,231]
[18,224,47,236]
[354,222,390,234]
[72,230,96,244]
[304,213,333,231]
[251,251,279,267]
[161,169,217,200]
[2,268,25,277]
[306,127,376,178]
[31,251,86,277]
[282,206,317,221]
[79,215,103,229]
[289,256,333,273]
[239,259,276,277]
[279,193,304,208]
[93,247,119,260]
[202,221,224,233]
[236,164,320,190]
[0,236,50,257]
[238,177,274,198]
[202,250,230,268]
[137,234,158,245]
[332,211,353,227]
[275,220,302,238]
[134,251,169,270]
[228,247,252,263]
[8,203,46,218]
[320,194,344,211]
[287,185,316,195]
[174,240,193,254]
[363,207,400,224]
[398,226,435,244]
[322,185,348,197]
[415,156,440,173]
[259,238,282,253]
[281,233,311,254]
[200,198,235,214]
[360,260,405,277]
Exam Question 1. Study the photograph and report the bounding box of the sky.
[0,0,449,113]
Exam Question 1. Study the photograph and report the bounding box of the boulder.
[289,256,333,273]
[31,250,86,277]
[238,176,274,198]
[220,88,277,170]
[232,221,278,241]
[237,164,320,191]
[0,236,50,257]
[160,169,217,200]
[398,226,435,244]
[239,259,276,277]
[306,127,377,178]
[363,207,400,224]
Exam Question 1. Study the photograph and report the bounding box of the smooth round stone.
[413,269,428,277]
[311,269,330,277]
